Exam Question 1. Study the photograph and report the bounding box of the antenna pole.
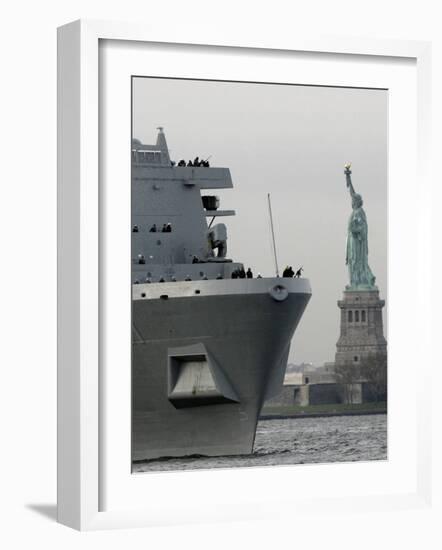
[267,193,280,277]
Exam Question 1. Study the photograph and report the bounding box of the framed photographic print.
[57,20,432,530]
[129,78,387,472]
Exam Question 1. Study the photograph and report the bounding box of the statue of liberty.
[344,164,376,289]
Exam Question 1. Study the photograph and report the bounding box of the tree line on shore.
[334,353,387,404]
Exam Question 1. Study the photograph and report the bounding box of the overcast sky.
[133,77,388,366]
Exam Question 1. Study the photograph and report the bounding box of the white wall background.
[0,0,440,548]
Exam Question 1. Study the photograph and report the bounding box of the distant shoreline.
[259,409,387,420]
[259,402,387,420]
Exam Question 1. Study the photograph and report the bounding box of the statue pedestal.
[335,288,387,367]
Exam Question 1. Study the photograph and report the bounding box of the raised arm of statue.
[344,164,356,198]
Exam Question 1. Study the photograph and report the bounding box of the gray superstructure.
[132,129,311,462]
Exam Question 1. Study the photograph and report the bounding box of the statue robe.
[346,206,376,288]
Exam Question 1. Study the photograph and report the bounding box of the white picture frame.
[57,19,432,531]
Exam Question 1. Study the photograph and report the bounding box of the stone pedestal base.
[335,288,387,367]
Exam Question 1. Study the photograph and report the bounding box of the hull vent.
[168,343,239,408]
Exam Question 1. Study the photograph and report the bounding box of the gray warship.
[131,128,311,462]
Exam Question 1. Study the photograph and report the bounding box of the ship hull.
[132,279,310,462]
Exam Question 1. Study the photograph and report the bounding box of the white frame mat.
[57,19,432,531]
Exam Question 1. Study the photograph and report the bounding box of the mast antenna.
[267,193,280,277]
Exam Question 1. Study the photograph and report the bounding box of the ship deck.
[133,277,311,300]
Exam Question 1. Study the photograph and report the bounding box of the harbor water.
[133,413,387,473]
